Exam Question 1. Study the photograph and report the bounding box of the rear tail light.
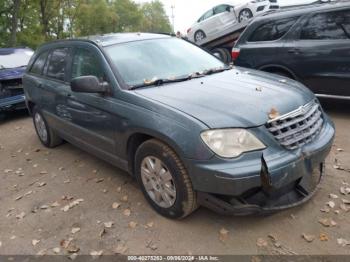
[231,48,240,61]
[187,28,192,34]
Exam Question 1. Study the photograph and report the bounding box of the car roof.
[41,32,171,48]
[256,1,350,21]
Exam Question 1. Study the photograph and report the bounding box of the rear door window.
[30,51,48,75]
[214,5,230,15]
[46,48,70,82]
[248,17,299,42]
[300,10,350,40]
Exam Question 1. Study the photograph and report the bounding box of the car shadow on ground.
[0,109,29,125]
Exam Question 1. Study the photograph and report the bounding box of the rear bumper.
[0,94,26,112]
[186,120,334,215]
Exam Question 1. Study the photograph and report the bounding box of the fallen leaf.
[342,199,350,204]
[128,221,137,229]
[15,195,23,201]
[32,239,40,246]
[329,194,339,199]
[256,238,268,247]
[4,169,13,173]
[146,221,154,228]
[61,199,84,212]
[123,209,131,217]
[51,201,60,207]
[99,228,106,238]
[318,218,337,227]
[327,201,336,208]
[60,238,73,249]
[337,148,344,152]
[319,233,328,241]
[53,247,60,254]
[95,178,104,183]
[64,179,70,184]
[337,238,350,247]
[320,207,330,213]
[114,244,128,254]
[71,227,80,234]
[302,234,315,243]
[16,212,26,220]
[219,228,229,242]
[104,221,114,228]
[268,108,280,120]
[10,235,16,240]
[40,205,49,210]
[40,171,48,175]
[67,244,80,253]
[112,202,120,209]
[90,250,103,258]
[38,182,46,187]
[122,195,128,202]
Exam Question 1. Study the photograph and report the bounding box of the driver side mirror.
[71,75,109,94]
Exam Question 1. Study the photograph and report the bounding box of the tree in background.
[0,0,172,49]
[140,0,171,33]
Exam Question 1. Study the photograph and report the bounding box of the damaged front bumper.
[0,94,26,112]
[186,120,334,215]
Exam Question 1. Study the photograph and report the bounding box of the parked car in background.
[232,1,350,99]
[187,0,279,43]
[23,33,334,218]
[0,47,34,117]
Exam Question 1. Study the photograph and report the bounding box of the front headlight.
[200,129,266,158]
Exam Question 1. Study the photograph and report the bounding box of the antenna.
[171,5,175,33]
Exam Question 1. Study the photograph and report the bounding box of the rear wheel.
[135,139,198,219]
[32,107,63,148]
[239,9,253,23]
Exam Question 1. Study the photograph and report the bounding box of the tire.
[194,30,206,43]
[135,139,198,219]
[212,48,231,64]
[239,9,253,23]
[32,106,63,148]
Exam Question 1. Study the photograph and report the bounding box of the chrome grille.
[266,100,324,150]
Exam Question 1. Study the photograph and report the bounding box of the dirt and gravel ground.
[0,99,349,257]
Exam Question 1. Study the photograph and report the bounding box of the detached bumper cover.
[186,120,334,215]
[0,94,26,111]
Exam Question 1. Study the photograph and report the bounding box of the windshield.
[0,49,34,69]
[104,38,226,88]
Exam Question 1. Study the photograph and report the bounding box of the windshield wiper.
[130,77,192,90]
[129,66,232,90]
[202,66,232,76]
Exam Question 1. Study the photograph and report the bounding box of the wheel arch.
[126,130,187,176]
[258,64,297,80]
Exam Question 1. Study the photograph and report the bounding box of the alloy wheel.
[140,156,177,208]
[34,112,48,143]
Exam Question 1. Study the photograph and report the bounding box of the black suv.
[232,2,350,99]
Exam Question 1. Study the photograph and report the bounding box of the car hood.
[0,67,25,81]
[135,67,315,128]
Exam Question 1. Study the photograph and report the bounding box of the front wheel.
[194,30,206,43]
[135,139,198,219]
